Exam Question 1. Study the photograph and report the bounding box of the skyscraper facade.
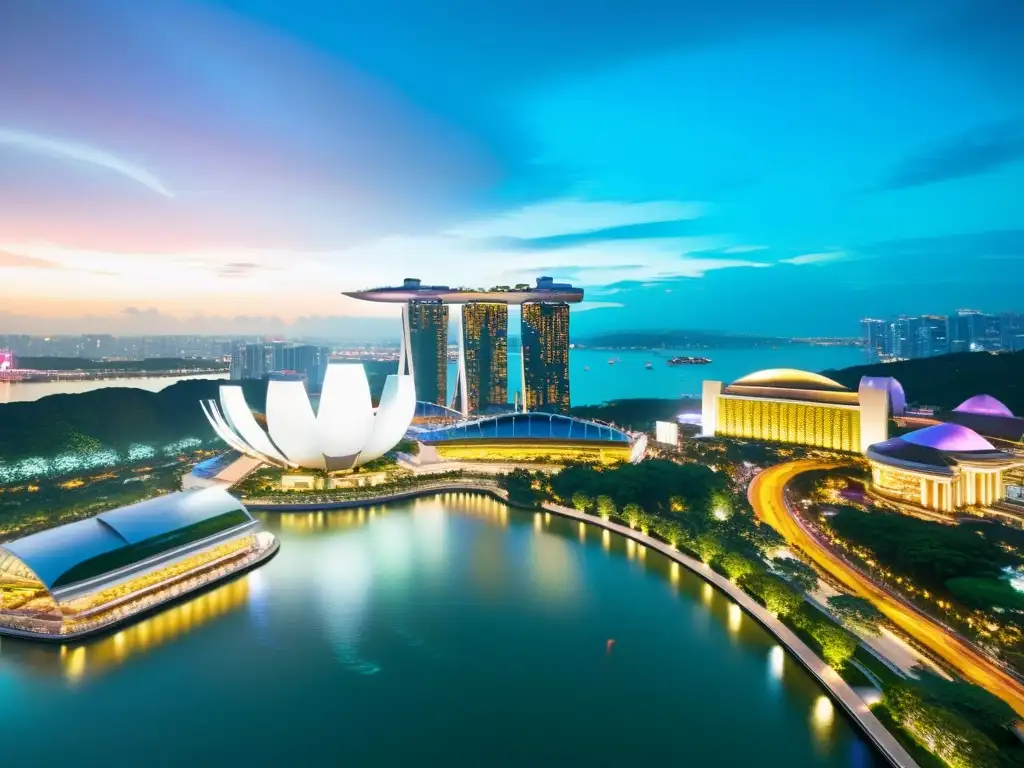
[521,302,570,414]
[860,318,886,357]
[461,302,508,413]
[231,342,269,380]
[406,300,449,406]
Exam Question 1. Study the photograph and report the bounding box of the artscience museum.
[202,363,417,471]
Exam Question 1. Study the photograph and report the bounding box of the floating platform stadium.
[0,488,276,640]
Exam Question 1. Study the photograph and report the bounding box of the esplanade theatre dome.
[954,394,1015,419]
[700,368,892,454]
[866,423,1022,514]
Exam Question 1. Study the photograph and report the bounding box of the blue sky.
[0,0,1021,337]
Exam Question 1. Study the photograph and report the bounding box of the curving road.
[749,459,1024,716]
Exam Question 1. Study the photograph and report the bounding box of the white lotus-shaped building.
[201,363,416,470]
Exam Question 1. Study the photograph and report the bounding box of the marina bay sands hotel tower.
[344,277,583,416]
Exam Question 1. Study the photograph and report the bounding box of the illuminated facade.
[0,488,277,640]
[457,302,508,414]
[521,302,571,414]
[701,368,891,454]
[866,423,1024,514]
[202,363,416,471]
[417,412,645,465]
[403,300,448,406]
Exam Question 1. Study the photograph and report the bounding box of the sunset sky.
[1,0,1022,337]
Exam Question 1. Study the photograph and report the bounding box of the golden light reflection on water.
[56,578,251,682]
[534,513,542,532]
[578,521,586,543]
[625,539,636,560]
[670,562,680,586]
[769,645,785,681]
[602,529,610,552]
[702,583,714,606]
[812,695,835,733]
[728,603,742,633]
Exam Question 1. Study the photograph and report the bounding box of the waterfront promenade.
[539,501,919,768]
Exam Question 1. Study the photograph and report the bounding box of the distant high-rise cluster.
[344,276,582,416]
[860,310,1024,361]
[230,341,331,390]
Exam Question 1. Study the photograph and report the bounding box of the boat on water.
[667,356,712,366]
[645,362,653,370]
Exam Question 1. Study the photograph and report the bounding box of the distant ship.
[645,362,653,370]
[667,356,712,366]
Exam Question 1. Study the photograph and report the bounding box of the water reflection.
[770,645,785,682]
[728,603,743,634]
[1,578,250,682]
[813,695,835,732]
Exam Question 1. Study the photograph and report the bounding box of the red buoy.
[606,639,615,654]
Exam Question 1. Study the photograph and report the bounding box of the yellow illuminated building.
[521,301,570,414]
[866,423,1024,515]
[431,439,631,465]
[418,411,643,466]
[701,368,891,454]
[459,302,508,413]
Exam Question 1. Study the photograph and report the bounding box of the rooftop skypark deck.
[343,276,584,305]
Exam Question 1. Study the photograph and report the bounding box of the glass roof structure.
[1,488,253,592]
[419,412,631,444]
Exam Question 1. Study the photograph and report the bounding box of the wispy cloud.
[0,250,59,269]
[779,251,846,266]
[0,127,174,197]
[446,198,705,240]
[879,119,1024,191]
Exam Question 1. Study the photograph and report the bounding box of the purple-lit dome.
[953,394,1014,419]
[901,423,996,452]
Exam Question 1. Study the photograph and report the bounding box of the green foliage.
[547,458,729,521]
[811,621,858,669]
[571,491,592,512]
[771,556,819,592]
[739,573,803,617]
[946,576,1024,612]
[826,507,1016,590]
[827,594,889,636]
[693,531,724,564]
[596,495,616,519]
[622,503,644,529]
[393,438,420,456]
[912,672,1019,734]
[718,551,759,581]
[498,468,540,508]
[884,684,1003,768]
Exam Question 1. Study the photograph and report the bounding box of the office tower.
[287,344,331,391]
[860,318,887,357]
[918,315,949,357]
[405,300,449,406]
[887,317,920,360]
[231,343,268,380]
[1001,312,1024,352]
[460,303,508,413]
[521,302,570,414]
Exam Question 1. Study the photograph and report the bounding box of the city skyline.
[2,0,1022,337]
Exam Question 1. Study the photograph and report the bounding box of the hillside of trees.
[824,351,1024,413]
[0,361,396,464]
